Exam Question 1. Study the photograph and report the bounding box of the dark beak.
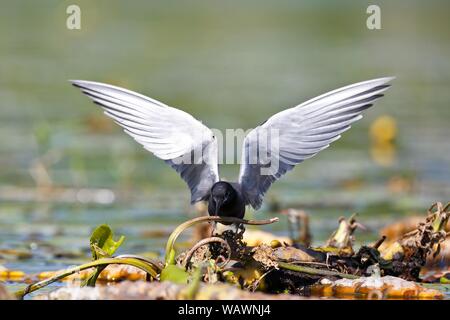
[214,198,223,215]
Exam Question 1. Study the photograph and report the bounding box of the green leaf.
[440,276,450,284]
[160,265,189,284]
[89,224,125,259]
[82,224,125,287]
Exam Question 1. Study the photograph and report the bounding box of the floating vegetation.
[379,202,449,280]
[0,270,26,282]
[8,202,450,300]
[379,205,450,268]
[310,275,443,299]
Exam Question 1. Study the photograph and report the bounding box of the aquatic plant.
[13,202,449,300]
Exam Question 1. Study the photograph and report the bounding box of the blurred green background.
[0,0,449,283]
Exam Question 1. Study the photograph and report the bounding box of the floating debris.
[280,209,312,246]
[379,202,449,280]
[379,206,450,268]
[0,249,33,260]
[320,213,364,256]
[13,202,449,300]
[310,275,443,299]
[34,280,304,300]
[243,230,292,247]
[0,269,27,281]
[422,267,450,284]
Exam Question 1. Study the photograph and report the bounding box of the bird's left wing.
[238,77,394,210]
[71,80,219,203]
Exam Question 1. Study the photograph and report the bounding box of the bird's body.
[71,77,394,219]
[208,181,246,219]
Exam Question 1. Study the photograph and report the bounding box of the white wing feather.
[238,77,394,210]
[71,80,219,203]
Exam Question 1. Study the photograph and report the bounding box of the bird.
[71,77,394,219]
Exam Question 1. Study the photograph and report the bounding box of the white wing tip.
[348,76,396,89]
[69,79,85,85]
[69,79,103,88]
[368,76,396,85]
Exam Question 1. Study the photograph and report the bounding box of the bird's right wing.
[71,80,219,203]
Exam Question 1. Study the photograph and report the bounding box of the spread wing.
[238,77,394,210]
[71,80,219,203]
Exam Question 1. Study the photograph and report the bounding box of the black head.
[209,181,237,215]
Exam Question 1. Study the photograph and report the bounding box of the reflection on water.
[0,0,449,298]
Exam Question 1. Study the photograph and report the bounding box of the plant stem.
[114,254,163,273]
[15,257,159,299]
[277,261,359,279]
[183,237,231,269]
[164,216,278,264]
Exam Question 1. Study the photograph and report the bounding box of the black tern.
[71,77,394,219]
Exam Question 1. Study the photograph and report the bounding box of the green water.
[0,1,449,298]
